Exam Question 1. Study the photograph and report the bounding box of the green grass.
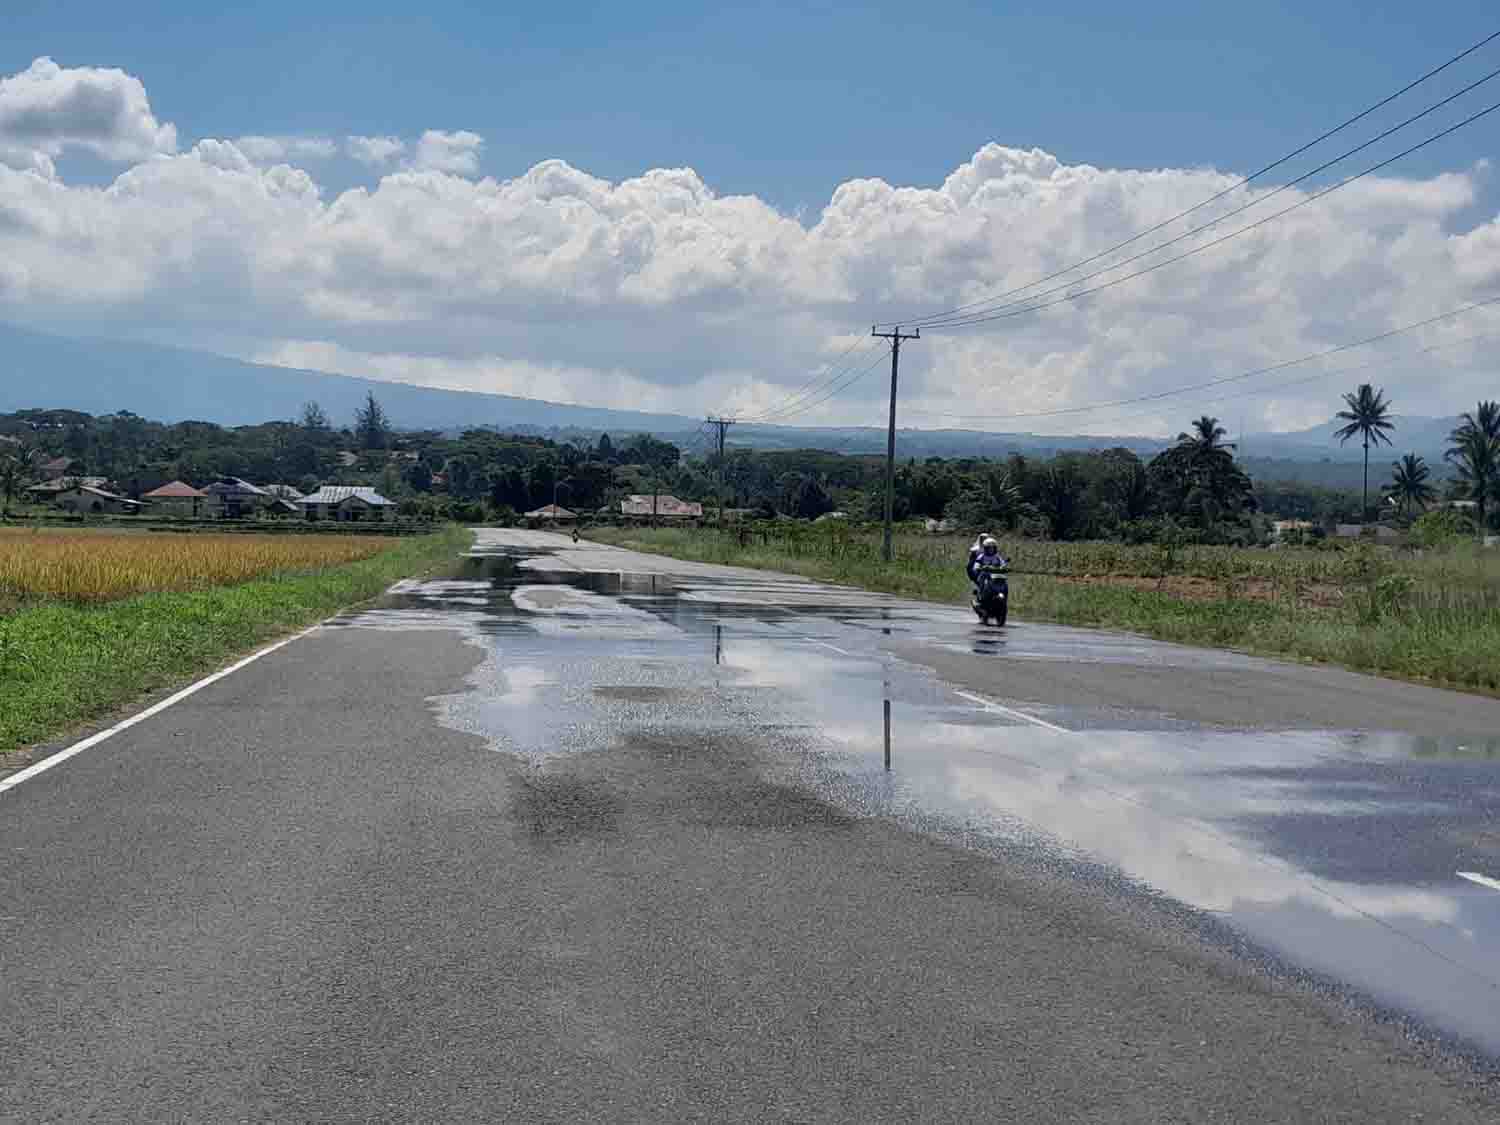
[587,525,1500,696]
[0,526,470,753]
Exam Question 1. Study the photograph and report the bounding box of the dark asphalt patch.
[513,773,623,843]
[593,685,684,702]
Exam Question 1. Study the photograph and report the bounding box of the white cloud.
[3,57,1500,435]
[0,57,176,168]
[410,129,482,175]
[235,135,337,164]
[346,134,405,166]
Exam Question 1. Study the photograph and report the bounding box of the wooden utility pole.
[706,417,735,527]
[871,326,920,562]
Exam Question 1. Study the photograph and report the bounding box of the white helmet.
[981,536,998,551]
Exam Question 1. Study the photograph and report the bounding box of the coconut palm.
[1333,384,1396,520]
[1388,453,1435,519]
[1446,401,1500,531]
[1183,415,1234,460]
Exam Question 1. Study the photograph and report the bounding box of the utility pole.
[706,417,735,527]
[871,326,920,562]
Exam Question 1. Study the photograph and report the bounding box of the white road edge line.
[813,640,854,656]
[1457,871,1500,893]
[0,625,323,799]
[953,689,1072,734]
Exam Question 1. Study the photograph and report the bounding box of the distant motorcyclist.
[967,533,1011,626]
[967,534,1008,584]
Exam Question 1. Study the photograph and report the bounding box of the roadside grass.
[586,525,1500,695]
[0,526,469,754]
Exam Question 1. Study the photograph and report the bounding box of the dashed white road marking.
[1457,871,1500,893]
[813,640,855,656]
[0,625,323,799]
[953,689,1071,734]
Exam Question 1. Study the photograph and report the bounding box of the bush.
[1410,508,1478,548]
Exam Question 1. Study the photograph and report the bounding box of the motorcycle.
[971,560,1009,627]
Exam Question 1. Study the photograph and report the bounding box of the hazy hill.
[0,322,699,435]
[0,321,1463,479]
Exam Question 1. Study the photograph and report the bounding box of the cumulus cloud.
[3,57,1499,435]
[0,57,176,168]
[410,129,482,175]
[346,134,405,166]
[235,135,337,164]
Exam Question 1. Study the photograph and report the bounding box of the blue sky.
[6,0,1497,212]
[2,2,1498,434]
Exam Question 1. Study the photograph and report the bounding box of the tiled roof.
[144,480,207,498]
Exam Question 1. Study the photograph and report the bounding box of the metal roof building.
[620,494,703,518]
[299,486,395,506]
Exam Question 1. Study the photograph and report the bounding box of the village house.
[299,485,396,522]
[25,476,109,503]
[202,477,270,519]
[620,494,703,520]
[53,484,143,515]
[260,484,305,517]
[525,503,576,522]
[142,480,208,517]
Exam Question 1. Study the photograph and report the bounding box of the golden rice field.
[0,528,389,603]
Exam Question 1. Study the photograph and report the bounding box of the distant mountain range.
[0,322,700,436]
[0,321,1462,473]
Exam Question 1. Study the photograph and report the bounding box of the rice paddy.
[0,528,389,604]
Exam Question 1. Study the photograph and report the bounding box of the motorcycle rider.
[967,534,1008,585]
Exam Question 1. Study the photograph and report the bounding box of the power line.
[738,344,896,426]
[733,337,870,422]
[912,66,1500,330]
[735,338,887,424]
[875,28,1500,330]
[1005,329,1500,434]
[904,293,1500,422]
[719,34,1500,445]
[919,99,1500,331]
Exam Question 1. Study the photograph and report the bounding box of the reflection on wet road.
[335,530,1500,1059]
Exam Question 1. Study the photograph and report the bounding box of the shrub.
[1410,508,1478,548]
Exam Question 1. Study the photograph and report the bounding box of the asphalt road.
[3,528,1499,1121]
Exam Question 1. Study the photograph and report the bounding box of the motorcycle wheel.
[994,600,1008,627]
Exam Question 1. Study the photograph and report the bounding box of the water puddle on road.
[331,532,1500,1059]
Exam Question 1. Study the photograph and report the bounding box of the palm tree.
[1184,415,1233,458]
[1388,454,1434,519]
[1333,384,1396,521]
[1446,401,1500,531]
[1186,416,1239,483]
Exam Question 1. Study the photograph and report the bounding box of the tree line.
[3,385,1498,540]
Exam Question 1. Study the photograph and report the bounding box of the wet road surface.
[3,528,1499,1120]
